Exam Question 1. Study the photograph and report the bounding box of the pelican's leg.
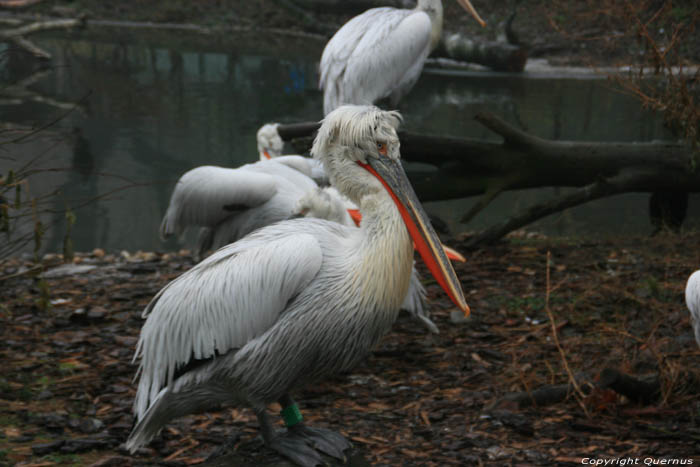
[279,395,352,460]
[255,408,323,467]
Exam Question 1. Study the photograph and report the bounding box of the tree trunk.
[276,113,697,244]
[276,113,698,200]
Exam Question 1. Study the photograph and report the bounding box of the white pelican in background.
[320,0,486,115]
[160,158,318,258]
[127,106,469,466]
[257,123,329,185]
[686,270,700,347]
[257,123,285,160]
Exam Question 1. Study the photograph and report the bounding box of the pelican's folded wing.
[319,7,428,114]
[160,165,277,239]
[320,8,409,114]
[133,232,323,418]
[343,10,431,108]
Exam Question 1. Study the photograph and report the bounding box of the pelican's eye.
[377,141,387,156]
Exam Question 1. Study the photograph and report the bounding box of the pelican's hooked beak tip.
[359,156,469,317]
[461,302,471,317]
[443,245,466,263]
[458,0,487,28]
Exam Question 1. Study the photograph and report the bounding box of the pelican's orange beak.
[443,245,466,263]
[262,150,272,160]
[457,0,486,28]
[358,157,469,316]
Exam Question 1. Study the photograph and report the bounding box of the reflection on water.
[1,31,697,254]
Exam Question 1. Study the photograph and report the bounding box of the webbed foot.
[289,423,352,461]
[267,430,326,467]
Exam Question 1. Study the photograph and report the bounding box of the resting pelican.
[320,0,486,115]
[686,270,700,347]
[257,123,329,185]
[257,123,285,160]
[127,106,469,466]
[160,158,318,258]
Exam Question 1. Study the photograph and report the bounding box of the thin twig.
[544,250,590,417]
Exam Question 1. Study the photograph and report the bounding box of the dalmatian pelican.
[127,105,469,466]
[319,0,486,115]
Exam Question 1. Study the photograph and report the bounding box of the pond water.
[1,29,697,255]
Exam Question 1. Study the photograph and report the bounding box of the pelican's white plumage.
[160,158,317,257]
[685,270,700,347]
[133,231,324,418]
[128,106,468,465]
[319,0,485,115]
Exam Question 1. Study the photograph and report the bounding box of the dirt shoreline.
[1,232,699,466]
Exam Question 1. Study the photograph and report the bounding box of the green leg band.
[281,403,303,427]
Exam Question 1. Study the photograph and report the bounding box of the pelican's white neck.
[355,190,414,312]
[416,0,444,51]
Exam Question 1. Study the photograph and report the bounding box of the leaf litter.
[1,232,699,466]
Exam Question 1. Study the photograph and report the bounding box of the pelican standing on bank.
[160,160,447,333]
[320,0,486,115]
[686,270,700,347]
[127,106,469,466]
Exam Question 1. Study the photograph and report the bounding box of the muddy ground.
[1,231,699,466]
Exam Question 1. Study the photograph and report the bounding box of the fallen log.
[497,383,576,408]
[0,16,85,59]
[276,113,697,244]
[434,33,528,72]
[0,0,44,8]
[598,368,660,405]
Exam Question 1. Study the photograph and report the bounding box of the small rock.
[79,418,104,434]
[32,439,65,455]
[50,298,72,305]
[93,248,106,258]
[42,253,62,262]
[43,264,97,279]
[113,335,137,347]
[87,307,107,320]
[36,389,53,400]
[135,251,158,262]
[61,437,109,453]
[110,384,130,393]
[450,310,471,324]
[41,413,67,430]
